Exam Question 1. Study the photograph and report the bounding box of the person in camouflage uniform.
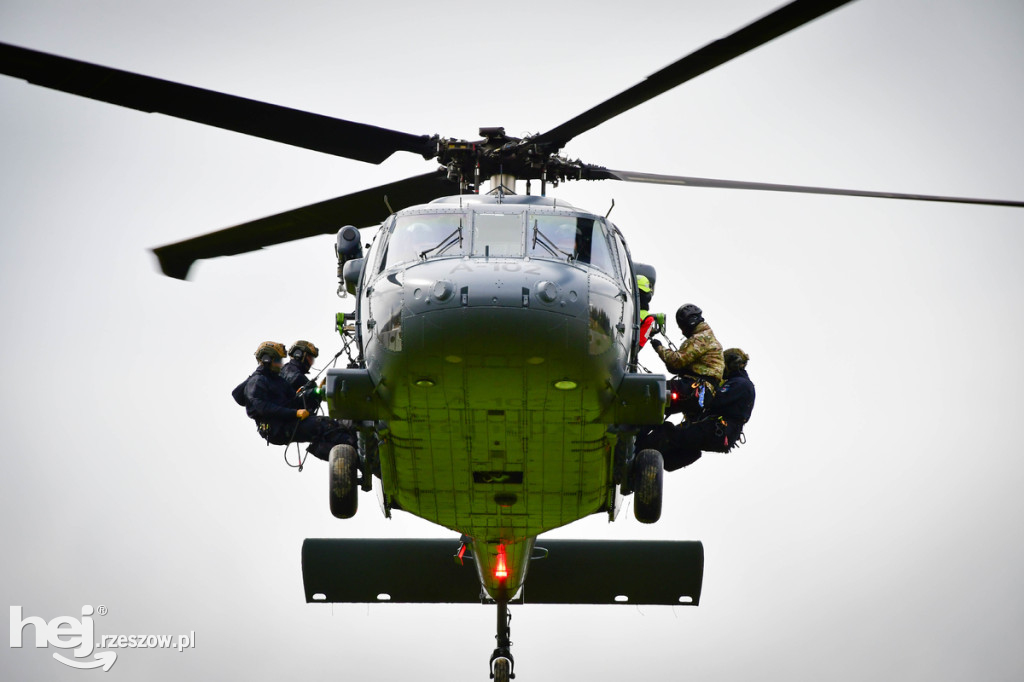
[649,304,724,421]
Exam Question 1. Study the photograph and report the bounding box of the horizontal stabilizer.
[302,538,703,606]
[303,538,479,604]
[525,539,703,605]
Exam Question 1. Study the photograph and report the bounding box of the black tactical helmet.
[676,304,704,335]
[289,340,319,361]
[255,341,286,368]
[724,347,749,372]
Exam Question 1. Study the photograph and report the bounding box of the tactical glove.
[296,409,310,420]
[650,338,663,350]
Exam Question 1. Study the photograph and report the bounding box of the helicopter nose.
[401,260,587,316]
[362,258,630,417]
[387,261,592,368]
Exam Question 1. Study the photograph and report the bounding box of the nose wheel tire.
[328,444,359,519]
[632,448,664,524]
[492,656,511,682]
[488,599,515,680]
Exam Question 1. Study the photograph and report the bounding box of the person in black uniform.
[281,340,322,412]
[233,341,353,461]
[707,347,755,450]
[637,347,756,471]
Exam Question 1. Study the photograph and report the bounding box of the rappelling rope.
[282,341,350,472]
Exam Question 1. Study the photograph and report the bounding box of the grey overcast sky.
[2,0,1023,680]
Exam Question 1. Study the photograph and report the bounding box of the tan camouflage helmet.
[289,340,319,360]
[254,341,287,364]
[723,347,749,371]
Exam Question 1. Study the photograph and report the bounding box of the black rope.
[282,420,307,471]
[280,343,348,472]
[309,347,346,384]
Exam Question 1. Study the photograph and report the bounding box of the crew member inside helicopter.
[547,221,580,258]
[638,348,755,470]
[233,341,354,461]
[636,275,665,349]
[649,304,724,422]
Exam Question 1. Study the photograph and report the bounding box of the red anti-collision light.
[671,391,679,401]
[495,544,508,580]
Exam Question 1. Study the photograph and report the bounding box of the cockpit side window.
[471,213,523,257]
[370,217,393,276]
[609,223,634,288]
[586,220,617,278]
[380,213,466,271]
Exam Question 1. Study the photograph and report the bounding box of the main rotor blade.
[532,0,853,151]
[0,42,437,164]
[152,170,456,279]
[585,167,1024,208]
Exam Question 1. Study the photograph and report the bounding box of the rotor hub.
[436,126,592,193]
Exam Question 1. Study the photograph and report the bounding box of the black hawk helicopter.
[3,1,1022,679]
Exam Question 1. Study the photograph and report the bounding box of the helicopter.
[3,1,1023,680]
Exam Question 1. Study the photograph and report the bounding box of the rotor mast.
[487,174,517,195]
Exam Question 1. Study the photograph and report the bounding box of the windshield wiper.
[531,220,575,261]
[419,221,463,260]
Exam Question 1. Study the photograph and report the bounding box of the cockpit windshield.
[527,214,617,277]
[382,213,465,270]
[471,213,523,257]
[376,209,618,278]
[529,215,577,260]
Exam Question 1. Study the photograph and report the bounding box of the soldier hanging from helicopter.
[232,341,354,461]
[281,340,323,413]
[638,348,755,470]
[649,303,724,422]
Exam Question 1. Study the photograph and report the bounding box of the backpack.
[231,374,254,406]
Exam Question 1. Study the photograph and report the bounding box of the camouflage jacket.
[655,321,724,382]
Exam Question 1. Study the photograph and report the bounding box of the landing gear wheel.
[328,444,359,519]
[492,656,511,682]
[489,599,515,680]
[632,448,664,524]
